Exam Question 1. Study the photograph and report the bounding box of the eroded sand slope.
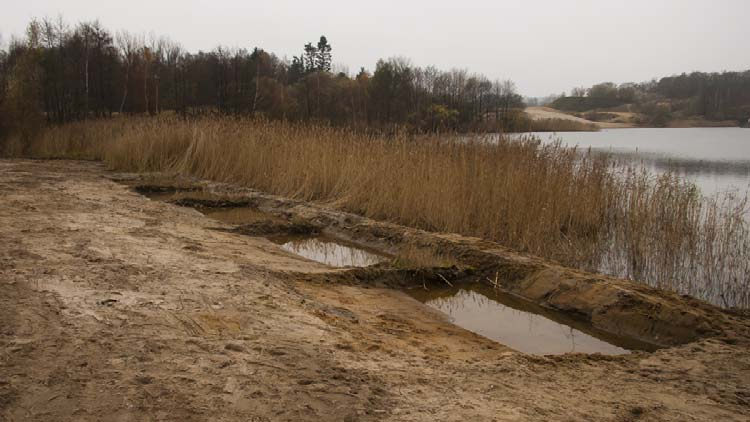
[1,160,749,421]
[525,106,634,128]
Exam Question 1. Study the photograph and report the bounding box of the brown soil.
[231,219,320,237]
[2,159,750,421]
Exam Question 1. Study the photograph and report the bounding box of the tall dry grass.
[27,116,750,308]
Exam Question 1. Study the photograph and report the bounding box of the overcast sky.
[2,0,749,97]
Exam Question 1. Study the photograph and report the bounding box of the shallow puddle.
[137,188,388,268]
[410,285,657,355]
[272,236,388,268]
[140,189,281,224]
[197,201,387,267]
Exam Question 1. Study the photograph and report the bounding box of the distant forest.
[0,18,526,141]
[2,18,749,142]
[552,73,750,126]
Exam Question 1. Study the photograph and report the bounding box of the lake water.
[530,128,750,196]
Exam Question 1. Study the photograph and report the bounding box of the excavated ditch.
[408,284,659,355]
[135,186,390,268]
[128,181,749,355]
[141,186,645,356]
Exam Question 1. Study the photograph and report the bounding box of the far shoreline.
[524,106,744,131]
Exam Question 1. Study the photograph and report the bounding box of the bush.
[550,96,626,112]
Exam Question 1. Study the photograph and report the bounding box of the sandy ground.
[525,107,634,128]
[1,159,750,421]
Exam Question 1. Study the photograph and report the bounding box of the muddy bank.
[2,159,750,421]
[126,177,747,349]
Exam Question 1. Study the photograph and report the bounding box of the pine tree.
[315,36,331,72]
[303,43,317,74]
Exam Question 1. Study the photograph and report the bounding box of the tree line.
[561,72,750,124]
[0,18,525,146]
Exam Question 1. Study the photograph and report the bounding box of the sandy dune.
[525,106,634,128]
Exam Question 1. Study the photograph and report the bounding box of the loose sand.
[525,107,634,129]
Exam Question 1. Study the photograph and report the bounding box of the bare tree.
[162,39,183,114]
[149,36,168,114]
[571,86,588,97]
[116,31,141,113]
[77,22,95,119]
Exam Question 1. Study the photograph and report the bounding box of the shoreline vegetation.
[521,115,600,132]
[541,77,750,129]
[17,116,750,309]
[524,107,745,131]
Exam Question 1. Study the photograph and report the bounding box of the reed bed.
[26,116,750,308]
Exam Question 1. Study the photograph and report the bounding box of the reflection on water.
[531,127,750,196]
[603,150,750,178]
[410,285,657,355]
[274,236,388,268]
[516,127,750,308]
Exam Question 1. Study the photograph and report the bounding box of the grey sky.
[2,0,749,96]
